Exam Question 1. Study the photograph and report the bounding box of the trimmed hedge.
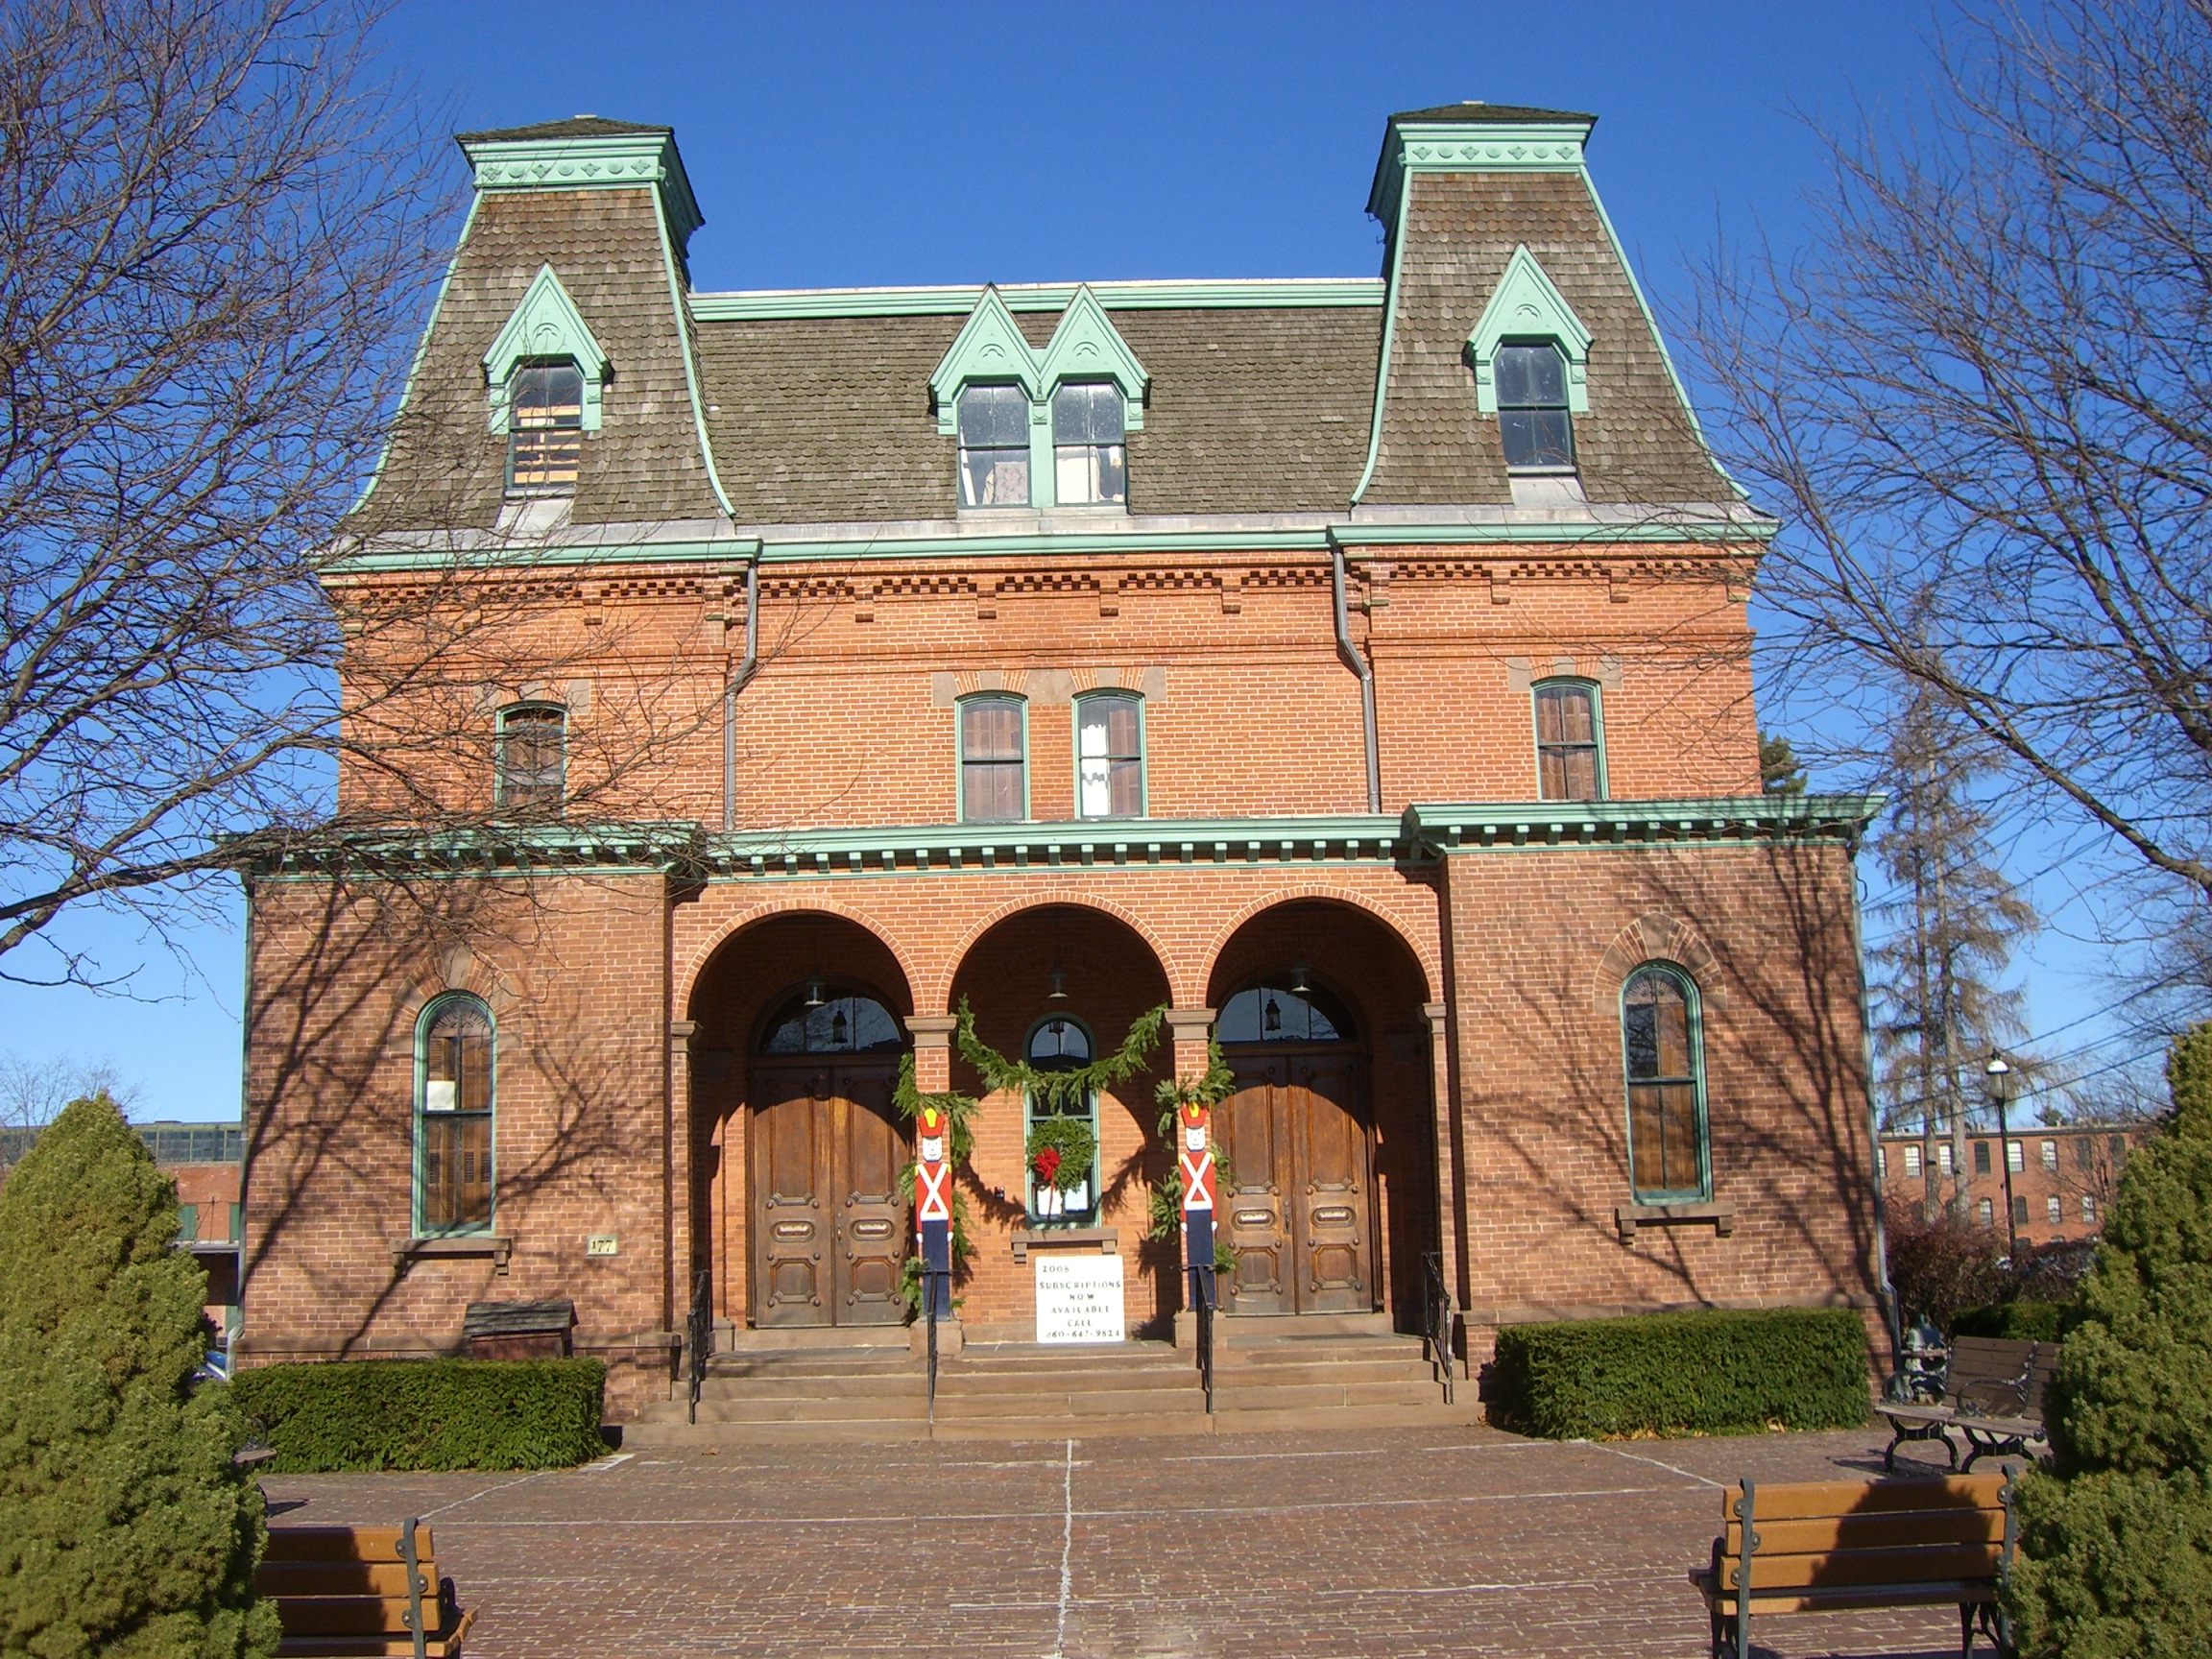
[1489,1308,1870,1439]
[1952,1299,2068,1341]
[230,1358,607,1472]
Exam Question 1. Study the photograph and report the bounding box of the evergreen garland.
[954,997,1167,1105]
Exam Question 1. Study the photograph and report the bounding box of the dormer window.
[1052,382,1126,505]
[506,365,585,495]
[1497,344,1574,471]
[957,385,1031,508]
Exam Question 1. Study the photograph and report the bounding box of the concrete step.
[1210,1379,1439,1410]
[703,1356,920,1382]
[1220,1311,1397,1340]
[693,1375,926,1403]
[935,1384,1205,1417]
[935,1365,1194,1397]
[1208,1358,1431,1387]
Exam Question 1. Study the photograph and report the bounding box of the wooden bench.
[260,1521,475,1658]
[1879,1334,2056,1472]
[1689,1472,2018,1659]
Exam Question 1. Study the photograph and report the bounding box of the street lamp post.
[1985,1051,2017,1260]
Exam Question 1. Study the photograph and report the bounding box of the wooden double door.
[750,1060,907,1327]
[1214,1046,1375,1315]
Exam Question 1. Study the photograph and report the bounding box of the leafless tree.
[1688,0,2212,926]
[0,1051,133,1132]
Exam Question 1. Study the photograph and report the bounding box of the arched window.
[960,693,1026,822]
[757,986,904,1054]
[1024,1016,1098,1225]
[1051,381,1126,505]
[1215,977,1358,1045]
[957,384,1031,507]
[1074,692,1142,818]
[496,704,566,814]
[1622,965,1709,1202]
[1532,680,1603,803]
[417,995,493,1234]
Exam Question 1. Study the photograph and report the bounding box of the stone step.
[1220,1311,1398,1340]
[934,1385,1205,1418]
[704,1355,920,1381]
[1207,1399,1485,1433]
[657,1393,934,1425]
[623,1416,931,1447]
[694,1374,926,1402]
[714,1324,912,1351]
[1208,1358,1431,1387]
[928,1411,1215,1442]
[935,1365,1194,1397]
[1210,1379,1439,1410]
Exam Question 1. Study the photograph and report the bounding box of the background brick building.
[1878,1121,2145,1245]
[239,105,1887,1416]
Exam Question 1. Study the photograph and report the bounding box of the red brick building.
[1878,1122,2145,1246]
[238,105,1887,1416]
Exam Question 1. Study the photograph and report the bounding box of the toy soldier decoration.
[1178,1097,1215,1310]
[915,1103,952,1318]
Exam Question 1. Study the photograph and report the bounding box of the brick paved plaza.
[263,1426,1993,1658]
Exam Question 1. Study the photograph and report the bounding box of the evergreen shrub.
[1952,1300,2069,1341]
[2007,1022,2212,1658]
[1488,1307,1869,1439]
[0,1094,278,1657]
[230,1358,606,1472]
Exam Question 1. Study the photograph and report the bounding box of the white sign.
[586,1234,618,1257]
[1034,1253,1125,1344]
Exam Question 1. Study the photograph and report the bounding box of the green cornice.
[690,277,1384,323]
[323,517,1772,575]
[1367,116,1595,233]
[459,130,704,254]
[1467,246,1593,414]
[252,798,1883,882]
[1401,794,1886,854]
[483,265,612,433]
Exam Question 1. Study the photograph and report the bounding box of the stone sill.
[393,1234,514,1274]
[1010,1226,1118,1262]
[1614,1202,1734,1244]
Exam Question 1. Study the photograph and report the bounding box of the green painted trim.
[1351,167,1413,507]
[1575,170,1748,500]
[1071,688,1148,823]
[352,194,480,514]
[1529,677,1607,803]
[1036,286,1150,425]
[652,186,737,518]
[1620,960,1712,1204]
[1367,117,1595,231]
[325,517,1772,577]
[483,265,613,434]
[1401,793,1885,854]
[957,690,1030,825]
[930,287,1042,425]
[412,991,496,1238]
[461,132,703,253]
[690,277,1384,322]
[1468,247,1593,415]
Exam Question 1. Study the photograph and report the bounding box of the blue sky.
[19,0,2148,1122]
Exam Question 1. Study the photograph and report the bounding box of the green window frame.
[959,692,1028,823]
[1621,962,1710,1203]
[495,703,566,816]
[177,1202,198,1243]
[1072,690,1144,819]
[1532,678,1605,802]
[414,992,495,1237]
[504,362,586,497]
[1022,1015,1100,1226]
[1051,381,1128,506]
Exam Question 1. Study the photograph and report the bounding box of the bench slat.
[1724,1509,2004,1554]
[1691,1570,1999,1617]
[258,1562,430,1599]
[276,1607,474,1659]
[276,1596,450,1637]
[1719,1474,2006,1520]
[265,1527,428,1564]
[1721,1542,2002,1591]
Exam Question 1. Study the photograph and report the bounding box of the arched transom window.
[417,996,494,1234]
[1622,964,1709,1202]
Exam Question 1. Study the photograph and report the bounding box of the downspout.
[1846,830,1901,1364]
[722,550,760,832]
[1327,529,1382,814]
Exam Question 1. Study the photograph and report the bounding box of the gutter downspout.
[722,550,760,831]
[1327,529,1382,813]
[1846,831,1901,1365]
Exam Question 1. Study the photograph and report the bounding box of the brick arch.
[931,893,1181,1011]
[679,897,922,1021]
[1198,885,1439,1005]
[1594,913,1725,1011]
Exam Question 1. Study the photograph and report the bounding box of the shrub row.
[1951,1299,2069,1341]
[1489,1308,1870,1439]
[230,1357,607,1472]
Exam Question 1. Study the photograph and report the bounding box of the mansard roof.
[351,104,1755,541]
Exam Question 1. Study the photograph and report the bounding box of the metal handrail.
[1190,1264,1215,1413]
[685,1268,711,1426]
[924,1268,948,1423]
[1421,1251,1455,1405]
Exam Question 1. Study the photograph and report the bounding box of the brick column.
[908,1013,958,1094]
[1424,999,1467,1372]
[1164,1006,1216,1086]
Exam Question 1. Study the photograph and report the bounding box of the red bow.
[1032,1146,1062,1185]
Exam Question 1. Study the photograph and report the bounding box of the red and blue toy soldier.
[915,1103,953,1319]
[1178,1097,1216,1312]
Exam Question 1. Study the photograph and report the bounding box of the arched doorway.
[1214,976,1375,1316]
[749,981,909,1328]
